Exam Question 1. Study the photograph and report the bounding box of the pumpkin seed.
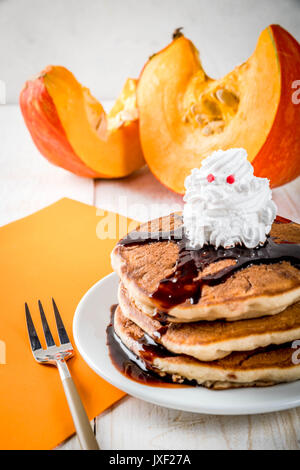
[195,113,208,125]
[215,88,239,108]
[202,124,213,136]
[202,120,225,136]
[210,120,225,133]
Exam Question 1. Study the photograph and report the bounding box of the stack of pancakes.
[111,214,300,389]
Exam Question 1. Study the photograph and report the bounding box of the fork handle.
[57,360,99,450]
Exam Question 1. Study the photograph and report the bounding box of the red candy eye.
[207,173,215,183]
[226,174,235,184]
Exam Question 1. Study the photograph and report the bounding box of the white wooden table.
[1,104,300,450]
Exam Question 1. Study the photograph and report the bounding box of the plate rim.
[73,272,300,415]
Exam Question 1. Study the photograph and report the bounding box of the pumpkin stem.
[172,27,183,40]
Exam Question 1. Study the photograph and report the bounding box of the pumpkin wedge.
[20,66,144,178]
[137,25,300,193]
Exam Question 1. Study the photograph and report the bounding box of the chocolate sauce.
[151,309,169,324]
[150,309,169,339]
[119,216,300,310]
[152,323,168,340]
[106,305,185,387]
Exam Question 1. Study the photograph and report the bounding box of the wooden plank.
[95,397,300,450]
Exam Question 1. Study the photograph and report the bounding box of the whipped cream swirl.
[183,148,277,249]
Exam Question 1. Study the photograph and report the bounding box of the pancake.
[114,305,300,390]
[118,282,300,361]
[111,214,300,322]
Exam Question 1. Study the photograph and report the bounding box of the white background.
[1,0,300,104]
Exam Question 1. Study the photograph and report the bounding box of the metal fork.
[25,298,99,450]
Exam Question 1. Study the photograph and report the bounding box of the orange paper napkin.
[0,198,138,450]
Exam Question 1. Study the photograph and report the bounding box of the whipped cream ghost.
[183,148,277,249]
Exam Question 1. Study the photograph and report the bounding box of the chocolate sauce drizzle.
[119,216,300,310]
[107,305,185,387]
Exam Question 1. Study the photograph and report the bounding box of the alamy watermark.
[95,197,183,241]
[292,340,300,365]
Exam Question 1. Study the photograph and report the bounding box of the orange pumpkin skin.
[20,66,144,178]
[137,25,300,194]
[252,26,300,187]
[20,71,101,177]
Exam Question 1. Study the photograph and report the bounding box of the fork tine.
[52,298,71,345]
[38,300,55,347]
[25,303,42,351]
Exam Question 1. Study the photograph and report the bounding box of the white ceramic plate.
[73,272,300,415]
